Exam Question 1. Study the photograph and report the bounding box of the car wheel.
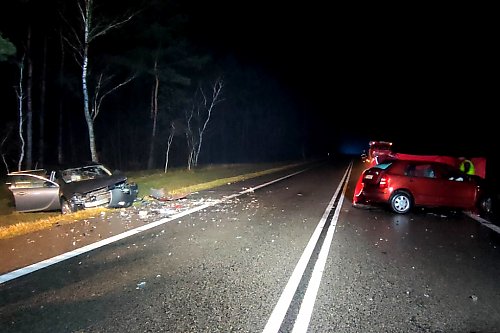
[390,191,412,214]
[61,198,75,215]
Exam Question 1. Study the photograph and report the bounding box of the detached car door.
[7,173,61,212]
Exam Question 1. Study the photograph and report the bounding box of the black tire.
[390,191,412,214]
[61,198,75,215]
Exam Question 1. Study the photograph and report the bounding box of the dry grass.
[0,162,302,239]
[0,207,109,239]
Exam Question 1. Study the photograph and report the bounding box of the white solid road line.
[0,202,216,284]
[262,163,352,333]
[464,211,500,234]
[0,166,311,285]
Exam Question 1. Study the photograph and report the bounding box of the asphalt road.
[1,158,500,333]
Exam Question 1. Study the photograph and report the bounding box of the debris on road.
[150,188,189,201]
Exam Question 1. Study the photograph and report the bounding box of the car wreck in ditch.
[6,163,138,214]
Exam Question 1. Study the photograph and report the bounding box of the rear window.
[375,162,392,170]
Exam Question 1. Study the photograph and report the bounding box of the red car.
[353,159,494,215]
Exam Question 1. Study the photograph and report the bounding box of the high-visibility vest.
[459,159,475,175]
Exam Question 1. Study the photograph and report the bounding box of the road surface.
[1,158,500,332]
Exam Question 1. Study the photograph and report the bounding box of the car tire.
[61,198,75,215]
[390,191,412,214]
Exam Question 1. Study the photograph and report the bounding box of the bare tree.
[164,121,175,173]
[185,101,195,170]
[185,77,224,169]
[63,0,135,162]
[16,55,26,171]
[92,72,135,120]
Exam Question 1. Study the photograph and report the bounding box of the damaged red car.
[353,158,494,216]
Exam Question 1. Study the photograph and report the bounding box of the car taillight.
[379,175,389,188]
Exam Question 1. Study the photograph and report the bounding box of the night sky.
[0,1,497,170]
[192,2,496,154]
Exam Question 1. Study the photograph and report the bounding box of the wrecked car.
[353,140,496,217]
[353,159,494,216]
[6,163,138,214]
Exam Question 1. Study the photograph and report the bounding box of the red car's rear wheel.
[390,191,412,214]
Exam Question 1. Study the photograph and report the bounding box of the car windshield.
[60,165,112,183]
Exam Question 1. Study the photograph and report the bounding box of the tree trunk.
[69,0,135,163]
[185,105,195,170]
[82,16,98,162]
[164,122,175,173]
[17,56,26,171]
[192,78,223,167]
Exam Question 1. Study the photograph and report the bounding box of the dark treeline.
[0,0,314,173]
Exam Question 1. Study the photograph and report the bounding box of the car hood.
[59,174,128,196]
